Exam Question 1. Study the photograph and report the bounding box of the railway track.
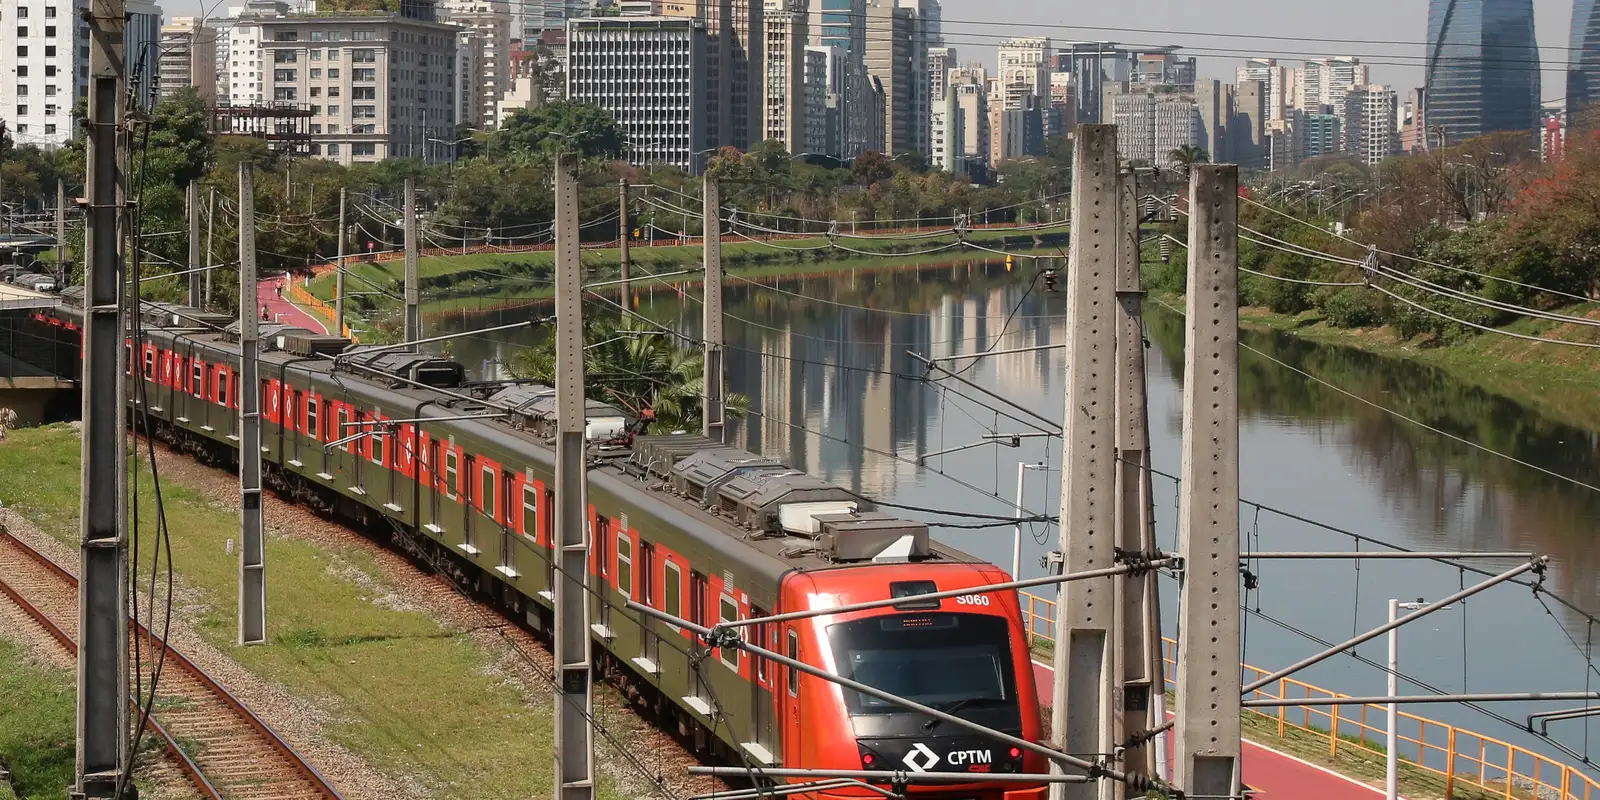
[0,528,342,800]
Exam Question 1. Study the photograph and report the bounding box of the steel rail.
[0,528,342,799]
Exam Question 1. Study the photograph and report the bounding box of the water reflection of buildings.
[727,265,1051,497]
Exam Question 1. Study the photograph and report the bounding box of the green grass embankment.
[1144,274,1600,434]
[0,639,75,800]
[311,225,1069,319]
[0,425,625,800]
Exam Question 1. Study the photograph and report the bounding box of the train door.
[427,440,443,533]
[500,471,516,577]
[462,454,477,552]
[593,515,612,631]
[639,542,659,668]
[750,609,777,760]
[543,488,556,595]
[690,571,709,706]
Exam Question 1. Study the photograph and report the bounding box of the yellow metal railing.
[287,281,358,341]
[1020,591,1600,799]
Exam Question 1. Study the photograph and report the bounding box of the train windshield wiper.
[922,697,995,731]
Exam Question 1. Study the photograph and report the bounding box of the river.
[434,257,1600,769]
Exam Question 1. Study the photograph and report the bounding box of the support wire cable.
[1370,283,1600,350]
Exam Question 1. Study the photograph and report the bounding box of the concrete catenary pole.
[237,163,267,646]
[1050,123,1120,800]
[54,180,66,286]
[1173,164,1242,799]
[335,187,347,337]
[701,176,725,442]
[204,187,216,311]
[1111,164,1162,793]
[187,180,203,308]
[618,179,632,310]
[76,0,131,796]
[403,178,420,342]
[552,153,595,800]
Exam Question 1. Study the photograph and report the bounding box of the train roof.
[70,308,989,579]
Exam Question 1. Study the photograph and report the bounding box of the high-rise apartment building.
[159,17,220,106]
[761,0,807,149]
[453,29,481,128]
[441,0,511,129]
[521,0,589,42]
[808,0,863,56]
[663,0,763,149]
[1236,58,1287,121]
[0,0,162,147]
[895,0,936,156]
[1294,57,1367,145]
[227,0,281,111]
[1234,79,1266,167]
[1425,0,1540,142]
[1298,110,1341,159]
[801,46,827,154]
[864,0,913,155]
[1111,92,1199,165]
[997,37,1049,117]
[1569,0,1600,124]
[1195,80,1231,163]
[256,8,460,165]
[928,46,955,108]
[1345,83,1397,165]
[930,85,962,172]
[807,44,847,156]
[949,64,988,170]
[568,16,709,171]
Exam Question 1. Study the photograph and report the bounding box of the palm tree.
[1169,145,1210,177]
[509,315,747,434]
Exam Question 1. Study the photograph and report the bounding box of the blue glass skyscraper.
[1424,0,1541,142]
[1571,0,1600,123]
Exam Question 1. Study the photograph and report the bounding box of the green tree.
[1168,144,1209,175]
[851,151,894,185]
[508,315,747,433]
[493,101,626,163]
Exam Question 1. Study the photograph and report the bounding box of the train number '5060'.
[954,594,991,606]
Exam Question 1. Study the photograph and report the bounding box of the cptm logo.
[902,743,993,773]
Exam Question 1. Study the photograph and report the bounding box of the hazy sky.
[164,0,1577,101]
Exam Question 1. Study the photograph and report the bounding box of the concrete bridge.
[0,285,77,426]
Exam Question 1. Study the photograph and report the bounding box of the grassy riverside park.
[0,425,629,800]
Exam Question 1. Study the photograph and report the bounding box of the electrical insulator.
[1159,238,1172,263]
[1042,267,1059,292]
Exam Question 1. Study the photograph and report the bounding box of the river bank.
[307,225,1068,320]
[1146,288,1600,435]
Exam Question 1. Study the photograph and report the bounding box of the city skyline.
[160,0,1578,102]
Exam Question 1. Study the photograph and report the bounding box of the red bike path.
[258,274,328,335]
[1032,661,1385,799]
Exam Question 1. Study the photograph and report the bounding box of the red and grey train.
[33,291,1048,799]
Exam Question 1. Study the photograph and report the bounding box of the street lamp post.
[1387,597,1448,800]
[426,135,475,170]
[1012,462,1049,579]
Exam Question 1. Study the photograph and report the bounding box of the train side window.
[463,455,477,551]
[663,562,683,632]
[143,348,155,379]
[444,449,459,498]
[718,593,740,671]
[336,407,351,450]
[521,483,537,539]
[370,420,387,467]
[616,530,632,600]
[229,372,239,409]
[787,629,799,696]
[427,441,442,530]
[217,370,230,407]
[639,542,654,606]
[480,463,497,521]
[191,361,203,398]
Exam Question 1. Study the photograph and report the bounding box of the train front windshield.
[828,613,1021,725]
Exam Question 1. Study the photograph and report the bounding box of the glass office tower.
[1424,0,1540,142]
[1572,0,1600,124]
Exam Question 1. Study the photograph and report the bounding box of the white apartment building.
[996,35,1049,151]
[1112,92,1199,165]
[159,17,219,105]
[453,30,481,129]
[256,10,459,165]
[440,0,511,130]
[0,0,162,147]
[1345,83,1397,166]
[226,1,281,111]
[930,85,962,171]
[567,16,709,172]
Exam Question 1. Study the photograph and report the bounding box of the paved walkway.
[1031,661,1383,799]
[258,274,327,335]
